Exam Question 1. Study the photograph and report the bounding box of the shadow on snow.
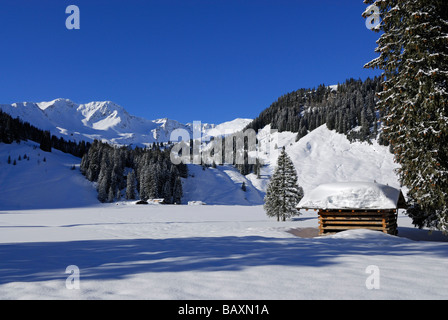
[1,234,448,285]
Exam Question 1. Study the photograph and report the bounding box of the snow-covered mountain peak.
[0,98,252,146]
[153,117,169,123]
[78,101,130,122]
[37,98,77,111]
[153,117,182,128]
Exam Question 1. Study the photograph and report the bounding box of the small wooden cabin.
[297,182,407,236]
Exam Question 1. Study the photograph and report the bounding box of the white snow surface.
[298,182,403,210]
[182,164,265,206]
[0,204,447,300]
[0,141,99,210]
[202,118,252,139]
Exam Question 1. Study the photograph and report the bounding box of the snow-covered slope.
[203,118,252,139]
[253,124,401,195]
[182,164,265,205]
[182,123,402,206]
[0,141,99,210]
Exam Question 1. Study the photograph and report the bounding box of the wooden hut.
[297,182,407,236]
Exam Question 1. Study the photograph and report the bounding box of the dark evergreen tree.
[107,186,115,203]
[173,176,183,204]
[97,166,111,203]
[364,0,448,232]
[125,170,137,200]
[162,180,172,204]
[39,131,52,153]
[264,148,304,221]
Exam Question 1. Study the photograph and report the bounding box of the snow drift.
[0,141,99,210]
[298,182,406,210]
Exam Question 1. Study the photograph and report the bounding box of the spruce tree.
[125,170,136,200]
[162,180,172,204]
[107,186,115,203]
[97,167,110,203]
[39,130,52,152]
[364,0,448,231]
[264,148,304,221]
[139,167,150,201]
[173,176,183,204]
[147,165,159,199]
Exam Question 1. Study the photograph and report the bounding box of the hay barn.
[297,182,407,236]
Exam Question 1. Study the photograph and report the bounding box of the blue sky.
[0,0,381,124]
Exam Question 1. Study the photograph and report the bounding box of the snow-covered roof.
[297,182,406,210]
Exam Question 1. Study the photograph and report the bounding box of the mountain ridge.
[0,98,252,147]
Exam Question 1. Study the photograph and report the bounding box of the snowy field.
[0,204,447,300]
[0,132,447,300]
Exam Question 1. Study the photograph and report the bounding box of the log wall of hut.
[318,209,398,235]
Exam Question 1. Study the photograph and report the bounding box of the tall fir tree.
[107,186,115,203]
[39,130,52,153]
[162,180,172,204]
[264,148,304,221]
[139,167,150,201]
[364,0,448,231]
[97,167,110,203]
[125,170,137,200]
[173,176,183,204]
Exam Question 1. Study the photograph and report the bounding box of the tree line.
[245,77,383,144]
[80,140,187,203]
[0,109,90,157]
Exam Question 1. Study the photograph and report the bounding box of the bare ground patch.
[286,227,320,238]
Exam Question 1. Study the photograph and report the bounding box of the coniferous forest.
[245,77,383,144]
[80,140,187,203]
[0,109,89,157]
[0,109,187,204]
